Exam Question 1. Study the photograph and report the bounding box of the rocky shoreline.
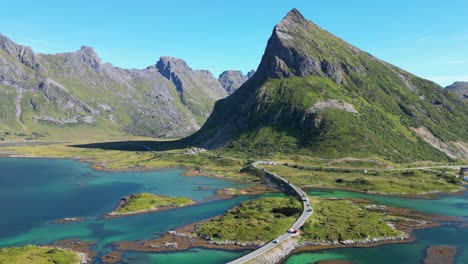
[50,240,97,264]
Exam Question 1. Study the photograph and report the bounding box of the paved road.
[227,161,314,264]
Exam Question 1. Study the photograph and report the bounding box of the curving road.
[227,161,313,264]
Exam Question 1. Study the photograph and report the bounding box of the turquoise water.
[125,248,252,264]
[282,188,468,264]
[1,158,467,263]
[0,158,257,262]
[285,225,468,264]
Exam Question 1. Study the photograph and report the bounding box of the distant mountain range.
[219,70,255,95]
[187,9,468,162]
[446,81,468,99]
[0,34,252,138]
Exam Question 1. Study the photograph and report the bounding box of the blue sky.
[1,0,467,86]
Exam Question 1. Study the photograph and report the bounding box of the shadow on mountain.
[69,140,187,152]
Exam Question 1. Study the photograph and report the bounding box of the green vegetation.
[217,76,462,162]
[188,10,468,163]
[301,199,403,242]
[196,197,402,244]
[115,193,194,214]
[0,245,80,264]
[261,164,463,195]
[196,197,301,243]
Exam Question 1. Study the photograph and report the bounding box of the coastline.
[1,154,464,199]
[115,202,467,256]
[50,240,96,264]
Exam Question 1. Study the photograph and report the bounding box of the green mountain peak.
[187,9,468,162]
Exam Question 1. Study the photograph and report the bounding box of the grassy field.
[115,193,194,214]
[301,198,403,242]
[260,164,463,195]
[0,245,80,264]
[196,197,301,243]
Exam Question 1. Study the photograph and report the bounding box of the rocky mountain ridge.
[0,34,248,139]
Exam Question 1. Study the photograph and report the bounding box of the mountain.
[446,82,468,99]
[218,70,254,95]
[0,34,228,139]
[187,9,468,162]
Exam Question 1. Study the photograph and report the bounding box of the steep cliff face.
[187,9,468,162]
[0,35,227,139]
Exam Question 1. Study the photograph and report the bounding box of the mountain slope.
[0,34,228,139]
[187,9,468,162]
[446,82,468,99]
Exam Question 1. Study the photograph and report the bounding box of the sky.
[1,0,467,86]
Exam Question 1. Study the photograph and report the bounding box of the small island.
[0,245,83,264]
[107,193,195,217]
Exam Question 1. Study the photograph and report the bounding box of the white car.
[273,239,279,243]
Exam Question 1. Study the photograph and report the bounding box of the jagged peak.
[77,45,101,62]
[0,33,31,52]
[0,33,39,69]
[219,70,244,77]
[0,33,11,47]
[156,56,192,72]
[254,8,353,82]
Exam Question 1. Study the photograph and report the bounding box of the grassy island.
[301,198,404,242]
[0,245,80,264]
[196,197,403,244]
[197,197,301,243]
[110,193,195,216]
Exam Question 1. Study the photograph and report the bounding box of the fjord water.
[0,158,254,261]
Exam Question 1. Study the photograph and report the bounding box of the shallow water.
[1,158,466,263]
[282,188,468,264]
[0,158,257,261]
[285,225,468,264]
[124,248,252,264]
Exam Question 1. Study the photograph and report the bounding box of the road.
[227,161,314,264]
